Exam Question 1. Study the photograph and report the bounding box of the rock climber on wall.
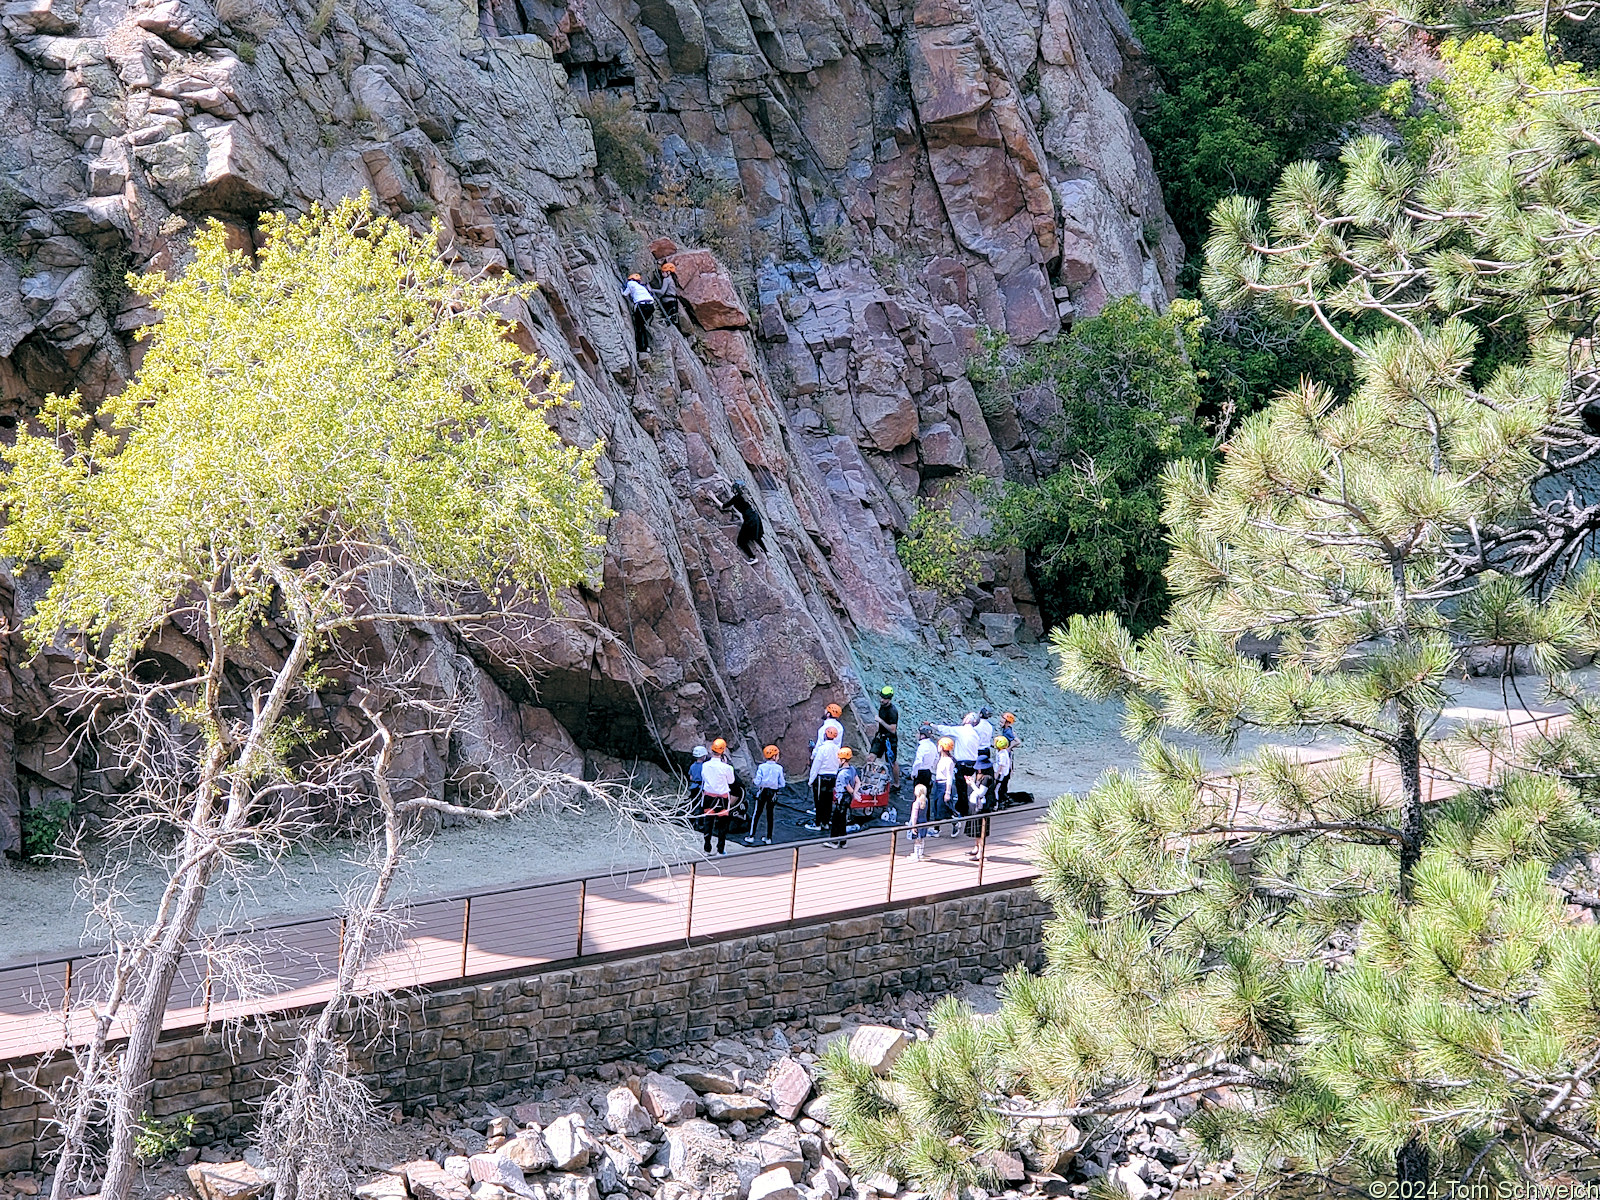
[720,480,767,562]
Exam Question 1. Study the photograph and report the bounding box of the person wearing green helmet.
[992,734,1013,810]
[872,684,900,789]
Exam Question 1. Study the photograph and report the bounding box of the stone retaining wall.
[0,883,1049,1171]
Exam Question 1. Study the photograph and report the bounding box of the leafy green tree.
[827,34,1600,1190]
[982,299,1212,634]
[899,496,984,601]
[1126,0,1369,281]
[5,197,609,1200]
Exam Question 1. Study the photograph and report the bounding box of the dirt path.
[0,639,1574,966]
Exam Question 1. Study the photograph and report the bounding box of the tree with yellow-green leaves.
[4,197,610,1200]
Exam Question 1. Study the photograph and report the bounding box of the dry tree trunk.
[257,687,687,1200]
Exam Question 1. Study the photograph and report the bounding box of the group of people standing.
[688,687,1020,861]
[904,707,1017,861]
[687,738,785,855]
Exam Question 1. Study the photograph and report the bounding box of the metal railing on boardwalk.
[0,710,1570,1064]
[0,802,1046,1062]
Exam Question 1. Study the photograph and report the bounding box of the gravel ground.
[0,639,1574,966]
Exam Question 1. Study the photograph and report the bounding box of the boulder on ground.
[606,1085,656,1134]
[543,1113,600,1171]
[1111,1163,1155,1200]
[768,1057,812,1120]
[749,1167,799,1200]
[668,1063,741,1094]
[353,1176,408,1200]
[643,1070,702,1123]
[469,1153,538,1198]
[847,1025,913,1075]
[752,1125,804,1177]
[512,1102,550,1126]
[811,1159,851,1200]
[665,1119,733,1186]
[186,1163,267,1200]
[548,1173,602,1200]
[977,612,1020,647]
[404,1161,472,1200]
[704,1093,770,1122]
[978,1149,1026,1182]
[503,1130,554,1173]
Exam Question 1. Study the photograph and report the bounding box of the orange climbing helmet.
[938,737,955,753]
[711,738,727,754]
[628,273,642,281]
[826,703,843,718]
[823,723,841,741]
[764,745,780,760]
[1002,712,1016,725]
[837,747,853,762]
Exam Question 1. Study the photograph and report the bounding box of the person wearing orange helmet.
[622,272,657,353]
[657,260,681,327]
[746,744,784,845]
[808,722,843,833]
[700,737,736,855]
[814,703,845,749]
[831,747,857,847]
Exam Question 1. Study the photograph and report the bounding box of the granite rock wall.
[0,0,1177,850]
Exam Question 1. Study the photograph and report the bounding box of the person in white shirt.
[933,738,958,836]
[700,738,737,855]
[746,744,785,844]
[908,783,931,860]
[964,773,989,852]
[910,725,938,797]
[932,714,982,824]
[814,703,844,748]
[974,706,995,752]
[808,723,842,833]
[622,274,657,352]
[992,735,1013,810]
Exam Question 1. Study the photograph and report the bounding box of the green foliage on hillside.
[899,498,983,601]
[581,93,660,194]
[1127,0,1370,281]
[981,299,1213,635]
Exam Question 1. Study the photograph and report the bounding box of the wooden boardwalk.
[0,803,1044,1062]
[0,711,1569,1064]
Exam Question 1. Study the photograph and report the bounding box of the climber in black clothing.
[721,481,767,561]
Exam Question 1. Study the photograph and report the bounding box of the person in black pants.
[623,274,657,353]
[721,481,767,561]
[746,744,784,844]
[700,739,737,855]
[832,748,859,847]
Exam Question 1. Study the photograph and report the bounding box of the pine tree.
[824,35,1600,1191]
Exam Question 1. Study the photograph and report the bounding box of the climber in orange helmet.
[658,260,681,327]
[814,703,844,749]
[700,737,736,855]
[831,747,857,846]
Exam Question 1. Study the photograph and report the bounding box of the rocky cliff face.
[0,0,1177,852]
